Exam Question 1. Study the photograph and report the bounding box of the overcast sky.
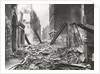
[32,4,49,32]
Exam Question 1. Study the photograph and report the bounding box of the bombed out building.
[5,4,25,60]
[49,4,94,63]
[5,4,94,70]
[5,4,41,59]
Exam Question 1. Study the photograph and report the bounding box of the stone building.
[17,5,41,44]
[49,4,94,63]
[30,10,41,42]
[5,4,13,60]
[49,4,83,47]
[84,4,94,64]
[5,4,25,60]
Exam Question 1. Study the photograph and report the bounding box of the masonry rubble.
[12,39,90,70]
[9,22,90,70]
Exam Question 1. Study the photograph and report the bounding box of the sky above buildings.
[32,4,49,32]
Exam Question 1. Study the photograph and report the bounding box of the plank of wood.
[34,29,42,43]
[77,23,94,33]
[59,61,86,69]
[25,35,31,44]
[50,23,67,45]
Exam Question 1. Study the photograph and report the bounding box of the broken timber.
[74,23,83,45]
[34,29,42,43]
[72,23,82,47]
[25,35,31,44]
[77,23,94,33]
[57,62,87,70]
[50,23,68,45]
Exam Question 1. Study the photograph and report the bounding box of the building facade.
[49,4,94,63]
[5,4,25,60]
[30,10,41,42]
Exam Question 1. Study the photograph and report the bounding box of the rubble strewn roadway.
[9,41,90,70]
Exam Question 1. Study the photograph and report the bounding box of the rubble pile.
[14,42,88,70]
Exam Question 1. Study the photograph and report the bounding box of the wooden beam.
[58,63,87,69]
[50,23,67,45]
[25,34,31,44]
[34,29,42,43]
[77,23,94,33]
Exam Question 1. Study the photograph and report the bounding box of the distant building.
[30,10,41,42]
[42,25,50,41]
[22,11,34,44]
[18,7,41,44]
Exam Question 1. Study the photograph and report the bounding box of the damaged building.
[5,4,25,59]
[5,4,94,70]
[49,4,94,66]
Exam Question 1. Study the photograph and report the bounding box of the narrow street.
[5,4,94,70]
[6,42,88,70]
